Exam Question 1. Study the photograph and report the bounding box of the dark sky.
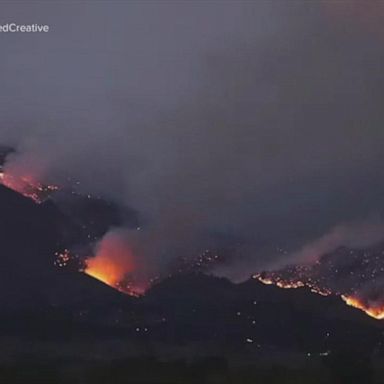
[1,1,384,280]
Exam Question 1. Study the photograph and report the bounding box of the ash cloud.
[283,218,384,267]
[1,1,384,282]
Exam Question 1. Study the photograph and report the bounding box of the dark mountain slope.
[0,183,382,362]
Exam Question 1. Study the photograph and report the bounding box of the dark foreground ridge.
[0,184,383,383]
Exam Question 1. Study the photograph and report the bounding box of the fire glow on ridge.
[341,295,384,320]
[85,255,125,288]
[254,273,384,320]
[0,171,58,203]
[3,165,384,319]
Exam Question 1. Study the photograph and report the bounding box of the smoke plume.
[1,1,384,284]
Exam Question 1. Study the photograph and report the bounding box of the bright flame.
[83,229,147,296]
[341,295,384,320]
[85,255,126,288]
[85,255,147,297]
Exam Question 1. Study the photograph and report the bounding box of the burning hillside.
[0,171,58,203]
[253,244,384,320]
[2,147,384,320]
[82,230,149,297]
[2,159,384,321]
[55,240,223,298]
[0,146,58,203]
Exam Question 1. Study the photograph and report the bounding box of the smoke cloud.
[1,1,384,283]
[284,218,384,266]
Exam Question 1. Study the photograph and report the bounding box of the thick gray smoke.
[287,219,384,266]
[1,1,384,281]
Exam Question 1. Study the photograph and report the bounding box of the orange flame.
[254,274,383,320]
[85,255,126,288]
[341,295,384,320]
[84,230,147,296]
[253,273,331,296]
[85,254,147,297]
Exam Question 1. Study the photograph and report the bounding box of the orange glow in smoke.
[84,230,147,296]
[85,255,126,287]
[0,171,58,203]
[341,295,384,320]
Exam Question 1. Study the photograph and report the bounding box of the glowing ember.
[341,295,384,320]
[310,287,331,297]
[276,280,305,289]
[0,171,58,203]
[54,249,84,271]
[256,276,274,285]
[54,249,71,268]
[253,273,331,296]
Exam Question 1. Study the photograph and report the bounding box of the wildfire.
[254,273,384,320]
[253,273,330,295]
[83,230,148,297]
[276,280,305,289]
[0,171,58,203]
[84,255,147,297]
[52,246,146,297]
[85,255,126,288]
[310,287,332,297]
[341,295,384,320]
[255,275,274,285]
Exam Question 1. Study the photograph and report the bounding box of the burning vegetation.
[2,147,384,319]
[54,246,147,297]
[82,230,149,297]
[253,244,384,320]
[0,171,58,203]
[0,146,58,203]
[341,295,384,320]
[254,272,384,319]
[51,236,384,320]
[85,254,126,288]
